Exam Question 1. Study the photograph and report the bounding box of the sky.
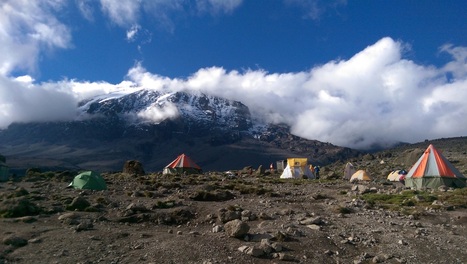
[1,0,467,149]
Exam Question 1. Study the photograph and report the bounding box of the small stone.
[28,238,42,244]
[271,242,283,252]
[58,212,79,221]
[278,253,294,261]
[168,229,173,234]
[212,225,224,233]
[245,246,264,257]
[177,231,183,235]
[189,231,200,236]
[307,224,321,230]
[238,245,249,253]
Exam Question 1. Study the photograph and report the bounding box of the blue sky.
[1,0,467,149]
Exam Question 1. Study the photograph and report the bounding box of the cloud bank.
[2,37,466,149]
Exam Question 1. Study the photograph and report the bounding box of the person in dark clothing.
[314,165,320,179]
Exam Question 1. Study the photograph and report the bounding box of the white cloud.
[99,0,141,28]
[76,0,95,21]
[0,34,466,149]
[0,75,77,128]
[285,0,347,20]
[126,24,140,41]
[137,103,180,124]
[0,0,72,75]
[183,37,467,148]
[196,0,243,15]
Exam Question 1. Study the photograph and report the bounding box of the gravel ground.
[2,171,467,264]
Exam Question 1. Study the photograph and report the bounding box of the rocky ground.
[2,168,467,264]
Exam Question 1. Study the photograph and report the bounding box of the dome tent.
[350,170,372,182]
[68,171,107,190]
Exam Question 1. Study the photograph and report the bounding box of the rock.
[126,203,149,213]
[276,253,294,261]
[307,224,322,230]
[299,216,323,225]
[248,233,273,242]
[15,216,37,223]
[212,225,224,233]
[255,165,265,176]
[238,245,249,253]
[123,160,145,176]
[324,171,340,180]
[271,242,283,252]
[224,219,250,238]
[75,220,93,231]
[3,235,28,247]
[239,245,263,257]
[273,231,290,242]
[259,239,273,254]
[245,246,264,257]
[28,238,42,244]
[258,212,273,220]
[351,185,370,194]
[372,254,389,263]
[217,208,241,223]
[66,197,91,211]
[58,212,80,221]
[438,185,449,192]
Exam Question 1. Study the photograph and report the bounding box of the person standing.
[314,165,320,179]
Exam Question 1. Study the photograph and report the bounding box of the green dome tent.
[68,171,107,190]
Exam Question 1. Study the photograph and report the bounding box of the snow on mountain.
[76,89,258,133]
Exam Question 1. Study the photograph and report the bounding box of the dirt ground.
[2,172,467,264]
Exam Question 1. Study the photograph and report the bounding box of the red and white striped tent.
[405,144,466,189]
[163,153,202,175]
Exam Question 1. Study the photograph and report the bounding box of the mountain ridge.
[0,89,360,173]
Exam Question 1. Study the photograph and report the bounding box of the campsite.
[1,138,467,263]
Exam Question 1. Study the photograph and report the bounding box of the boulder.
[66,197,91,211]
[224,219,250,238]
[123,160,145,176]
[3,235,28,247]
[217,208,241,223]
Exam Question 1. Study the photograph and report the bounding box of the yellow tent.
[280,158,315,179]
[350,170,371,182]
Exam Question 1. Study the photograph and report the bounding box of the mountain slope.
[0,90,361,173]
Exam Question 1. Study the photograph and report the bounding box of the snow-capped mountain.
[0,89,360,173]
[79,90,255,133]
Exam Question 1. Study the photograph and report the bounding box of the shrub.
[0,198,41,218]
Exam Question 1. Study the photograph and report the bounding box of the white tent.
[280,158,315,179]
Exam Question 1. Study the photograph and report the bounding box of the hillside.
[324,136,467,181]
